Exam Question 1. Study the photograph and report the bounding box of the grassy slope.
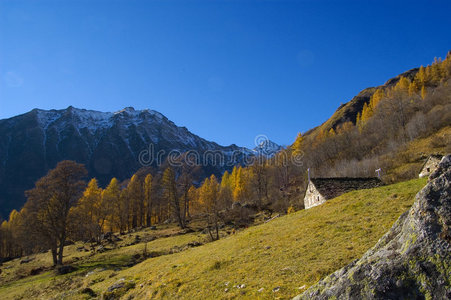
[0,227,205,299]
[385,126,451,182]
[101,178,426,299]
[0,178,427,299]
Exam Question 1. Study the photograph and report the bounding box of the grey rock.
[295,155,451,300]
[107,282,125,292]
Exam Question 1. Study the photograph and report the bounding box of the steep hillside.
[0,106,252,218]
[305,68,419,137]
[287,51,451,186]
[0,178,426,299]
[298,155,451,299]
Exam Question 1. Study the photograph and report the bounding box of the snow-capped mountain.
[253,139,283,157]
[0,106,252,218]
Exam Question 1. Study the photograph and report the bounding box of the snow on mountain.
[0,106,254,218]
[253,139,283,157]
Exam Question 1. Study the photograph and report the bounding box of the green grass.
[0,229,205,299]
[0,178,427,299]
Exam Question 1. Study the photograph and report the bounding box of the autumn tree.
[143,174,153,226]
[102,177,120,232]
[250,158,269,208]
[24,161,87,266]
[127,174,143,228]
[69,178,103,241]
[187,185,199,216]
[177,171,193,221]
[198,175,221,240]
[162,168,185,228]
[118,187,130,232]
[218,171,233,209]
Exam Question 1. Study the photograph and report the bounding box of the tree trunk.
[146,202,152,226]
[57,236,65,265]
[176,210,185,229]
[51,247,58,266]
[207,226,215,241]
[215,220,219,240]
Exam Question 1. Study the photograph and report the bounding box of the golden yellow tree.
[421,85,427,100]
[102,177,120,231]
[162,168,185,228]
[70,178,103,240]
[127,174,143,228]
[143,174,153,226]
[408,81,419,96]
[415,65,427,85]
[395,76,410,93]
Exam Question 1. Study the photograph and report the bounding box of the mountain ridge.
[303,67,421,137]
[0,106,252,219]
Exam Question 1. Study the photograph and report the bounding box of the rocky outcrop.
[295,155,451,300]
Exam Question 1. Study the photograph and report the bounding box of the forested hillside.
[296,53,451,181]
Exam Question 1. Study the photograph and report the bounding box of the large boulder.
[295,155,451,300]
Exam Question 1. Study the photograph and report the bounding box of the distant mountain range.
[0,106,282,219]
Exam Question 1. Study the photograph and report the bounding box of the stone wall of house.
[419,156,442,178]
[304,181,327,209]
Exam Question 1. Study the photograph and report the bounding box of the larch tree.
[415,65,428,86]
[118,188,129,233]
[421,85,427,100]
[102,177,120,232]
[162,168,185,228]
[143,174,153,226]
[70,178,103,241]
[187,185,198,215]
[177,171,192,220]
[127,174,143,228]
[250,158,269,209]
[199,175,221,240]
[219,171,233,209]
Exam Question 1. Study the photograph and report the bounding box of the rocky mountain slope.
[0,106,252,218]
[304,68,419,137]
[253,138,283,157]
[296,155,451,300]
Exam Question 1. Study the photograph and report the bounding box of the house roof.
[310,177,383,200]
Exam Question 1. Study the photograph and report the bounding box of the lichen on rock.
[295,155,451,300]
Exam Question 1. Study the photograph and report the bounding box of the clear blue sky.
[1,0,450,148]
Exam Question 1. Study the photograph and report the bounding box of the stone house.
[419,155,443,178]
[303,177,383,209]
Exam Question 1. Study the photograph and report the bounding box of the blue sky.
[1,0,450,148]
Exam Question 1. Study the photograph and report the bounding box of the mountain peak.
[114,106,136,114]
[253,139,283,156]
[0,106,253,218]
